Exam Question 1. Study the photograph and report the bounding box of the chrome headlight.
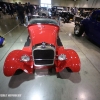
[21,55,30,62]
[58,54,66,61]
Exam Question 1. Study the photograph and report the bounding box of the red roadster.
[3,18,80,76]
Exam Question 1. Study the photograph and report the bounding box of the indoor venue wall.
[92,0,100,8]
[13,0,39,5]
[52,0,100,8]
[51,0,75,7]
[2,0,100,8]
[2,0,39,5]
[2,0,14,3]
[75,0,99,8]
[1,0,77,7]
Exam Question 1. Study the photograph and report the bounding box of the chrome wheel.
[74,25,80,35]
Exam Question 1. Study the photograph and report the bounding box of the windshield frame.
[28,18,59,26]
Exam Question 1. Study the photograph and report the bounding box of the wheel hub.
[75,26,79,34]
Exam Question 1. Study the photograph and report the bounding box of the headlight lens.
[21,55,30,62]
[58,54,66,61]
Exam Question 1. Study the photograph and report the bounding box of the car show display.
[51,6,74,23]
[3,18,81,77]
[60,11,74,23]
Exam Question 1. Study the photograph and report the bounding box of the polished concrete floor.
[0,15,100,100]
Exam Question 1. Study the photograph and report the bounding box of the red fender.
[55,46,80,72]
[3,50,34,76]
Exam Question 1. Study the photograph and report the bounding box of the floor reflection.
[9,68,81,89]
[57,69,81,83]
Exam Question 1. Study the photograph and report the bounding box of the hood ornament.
[41,42,46,48]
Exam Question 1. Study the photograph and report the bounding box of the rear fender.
[55,47,80,72]
[3,50,33,76]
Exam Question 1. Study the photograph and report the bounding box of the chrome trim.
[75,25,80,35]
[33,59,54,60]
[32,44,55,66]
[20,55,30,62]
[33,45,55,51]
[33,64,54,67]
[32,43,55,49]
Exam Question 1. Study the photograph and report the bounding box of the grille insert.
[33,49,54,66]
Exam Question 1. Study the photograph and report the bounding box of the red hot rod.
[3,18,80,76]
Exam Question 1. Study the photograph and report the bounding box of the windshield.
[28,18,58,26]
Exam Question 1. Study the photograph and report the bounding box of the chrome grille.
[33,44,55,66]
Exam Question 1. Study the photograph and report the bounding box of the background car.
[60,11,74,23]
[74,9,100,46]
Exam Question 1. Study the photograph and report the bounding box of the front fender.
[55,47,80,72]
[3,50,33,76]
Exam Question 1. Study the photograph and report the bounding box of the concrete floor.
[0,15,100,100]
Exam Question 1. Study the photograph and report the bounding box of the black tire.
[48,67,53,73]
[14,69,23,75]
[74,24,84,37]
[66,68,72,73]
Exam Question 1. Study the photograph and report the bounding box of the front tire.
[74,24,84,37]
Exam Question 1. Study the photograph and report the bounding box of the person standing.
[0,6,3,18]
[28,2,33,15]
[17,2,25,25]
[24,3,29,15]
[14,2,18,12]
[8,4,14,18]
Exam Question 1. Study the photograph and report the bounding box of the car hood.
[28,24,59,46]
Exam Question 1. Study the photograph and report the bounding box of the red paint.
[55,46,80,72]
[28,24,59,46]
[4,23,80,77]
[3,50,34,76]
